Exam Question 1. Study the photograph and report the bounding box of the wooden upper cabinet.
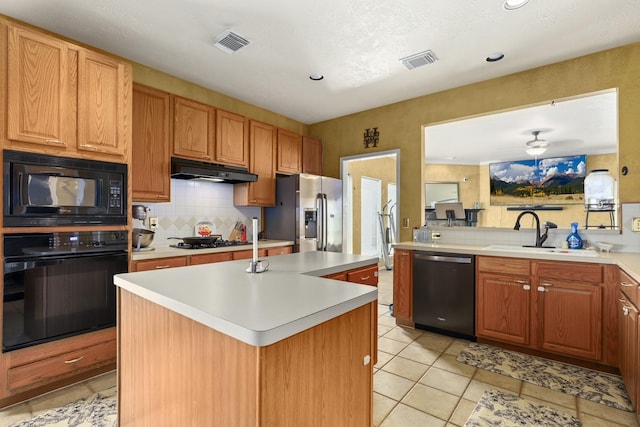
[215,109,248,167]
[234,120,276,206]
[172,95,215,161]
[132,84,171,202]
[77,48,129,158]
[302,136,323,175]
[276,128,302,174]
[6,23,73,150]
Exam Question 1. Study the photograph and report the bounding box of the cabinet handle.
[64,356,84,364]
[79,144,99,151]
[618,298,627,303]
[620,281,635,287]
[360,276,370,280]
[540,282,553,287]
[203,155,211,160]
[46,138,67,146]
[156,195,169,199]
[514,280,528,284]
[154,265,171,269]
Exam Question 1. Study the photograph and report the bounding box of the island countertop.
[114,251,378,347]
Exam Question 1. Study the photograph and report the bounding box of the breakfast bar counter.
[114,251,378,426]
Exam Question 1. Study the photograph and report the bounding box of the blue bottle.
[566,222,583,249]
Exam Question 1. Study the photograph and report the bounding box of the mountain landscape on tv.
[489,155,586,206]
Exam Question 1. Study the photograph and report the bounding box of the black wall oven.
[3,149,127,227]
[2,231,128,352]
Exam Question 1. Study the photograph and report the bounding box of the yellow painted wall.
[310,43,640,241]
[347,157,397,254]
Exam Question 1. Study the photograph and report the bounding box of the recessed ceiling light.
[486,53,505,62]
[309,74,324,81]
[504,0,529,10]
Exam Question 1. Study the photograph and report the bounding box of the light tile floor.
[0,266,638,427]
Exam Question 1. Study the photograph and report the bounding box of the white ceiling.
[1,1,639,125]
[425,90,618,165]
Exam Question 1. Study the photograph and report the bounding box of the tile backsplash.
[134,179,260,246]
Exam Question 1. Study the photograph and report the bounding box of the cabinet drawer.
[189,252,233,265]
[347,265,378,286]
[619,268,639,307]
[232,249,267,260]
[7,340,116,391]
[478,256,530,275]
[266,246,293,256]
[324,271,348,281]
[537,261,602,284]
[134,257,187,271]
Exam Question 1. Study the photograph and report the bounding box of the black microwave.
[3,150,127,227]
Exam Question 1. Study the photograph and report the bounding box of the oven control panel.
[4,231,128,257]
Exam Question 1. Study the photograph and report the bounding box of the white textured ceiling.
[1,1,639,125]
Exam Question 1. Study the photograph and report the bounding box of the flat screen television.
[489,154,586,206]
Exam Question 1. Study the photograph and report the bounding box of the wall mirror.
[425,182,459,207]
[423,89,619,231]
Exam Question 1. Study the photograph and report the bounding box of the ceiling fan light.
[525,146,547,156]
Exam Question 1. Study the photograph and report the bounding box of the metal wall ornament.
[363,128,380,148]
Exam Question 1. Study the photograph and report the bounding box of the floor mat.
[457,342,633,412]
[464,389,582,427]
[10,386,117,427]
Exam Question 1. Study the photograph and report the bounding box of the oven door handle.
[4,252,126,274]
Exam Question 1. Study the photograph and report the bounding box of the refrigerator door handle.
[316,193,323,251]
[322,193,328,251]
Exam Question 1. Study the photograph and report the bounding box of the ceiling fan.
[525,130,549,156]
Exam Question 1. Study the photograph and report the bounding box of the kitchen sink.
[482,244,600,257]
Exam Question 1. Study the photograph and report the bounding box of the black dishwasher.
[413,251,476,340]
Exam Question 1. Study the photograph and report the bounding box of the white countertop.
[115,251,378,347]
[393,241,640,282]
[131,239,295,261]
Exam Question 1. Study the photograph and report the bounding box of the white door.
[361,176,381,256]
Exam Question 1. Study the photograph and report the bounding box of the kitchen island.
[114,251,378,426]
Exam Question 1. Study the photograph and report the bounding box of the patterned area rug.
[457,342,633,412]
[464,389,582,427]
[10,386,117,427]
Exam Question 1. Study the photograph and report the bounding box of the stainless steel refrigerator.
[265,173,342,253]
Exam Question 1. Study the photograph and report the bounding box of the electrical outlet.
[633,217,640,232]
[431,232,441,241]
[149,217,159,230]
[402,217,410,228]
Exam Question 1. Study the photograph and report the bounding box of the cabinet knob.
[523,284,531,291]
[362,355,371,366]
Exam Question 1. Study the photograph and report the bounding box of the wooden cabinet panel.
[172,95,215,161]
[347,265,379,286]
[77,48,128,158]
[133,257,188,272]
[7,339,116,391]
[266,246,293,256]
[478,256,530,276]
[537,261,602,284]
[618,291,638,409]
[476,271,531,345]
[325,271,348,281]
[302,136,322,175]
[232,249,267,260]
[7,24,73,149]
[215,109,248,167]
[276,128,301,174]
[190,252,233,265]
[392,249,413,325]
[537,278,602,360]
[132,84,171,201]
[620,268,639,306]
[234,120,276,206]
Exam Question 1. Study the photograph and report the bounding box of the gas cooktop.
[170,240,251,250]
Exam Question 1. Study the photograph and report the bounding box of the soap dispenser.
[566,222,583,249]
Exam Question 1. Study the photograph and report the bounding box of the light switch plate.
[633,217,640,232]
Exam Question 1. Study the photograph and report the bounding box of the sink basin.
[482,245,600,258]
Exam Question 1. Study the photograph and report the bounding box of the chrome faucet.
[513,210,558,247]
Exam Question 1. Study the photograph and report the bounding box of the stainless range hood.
[171,158,258,183]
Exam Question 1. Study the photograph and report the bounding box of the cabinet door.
[276,128,302,174]
[476,272,531,345]
[302,136,322,175]
[234,120,276,206]
[7,24,73,149]
[536,278,602,360]
[392,249,413,325]
[215,109,248,167]
[133,257,187,272]
[77,48,128,158]
[132,84,171,201]
[618,292,638,408]
[172,96,215,161]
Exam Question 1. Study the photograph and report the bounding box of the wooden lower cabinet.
[190,252,233,265]
[392,249,413,326]
[0,328,116,407]
[132,256,188,272]
[618,290,638,410]
[118,290,373,426]
[476,256,608,364]
[232,249,267,260]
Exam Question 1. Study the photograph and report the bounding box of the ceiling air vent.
[400,50,439,70]
[213,30,250,54]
